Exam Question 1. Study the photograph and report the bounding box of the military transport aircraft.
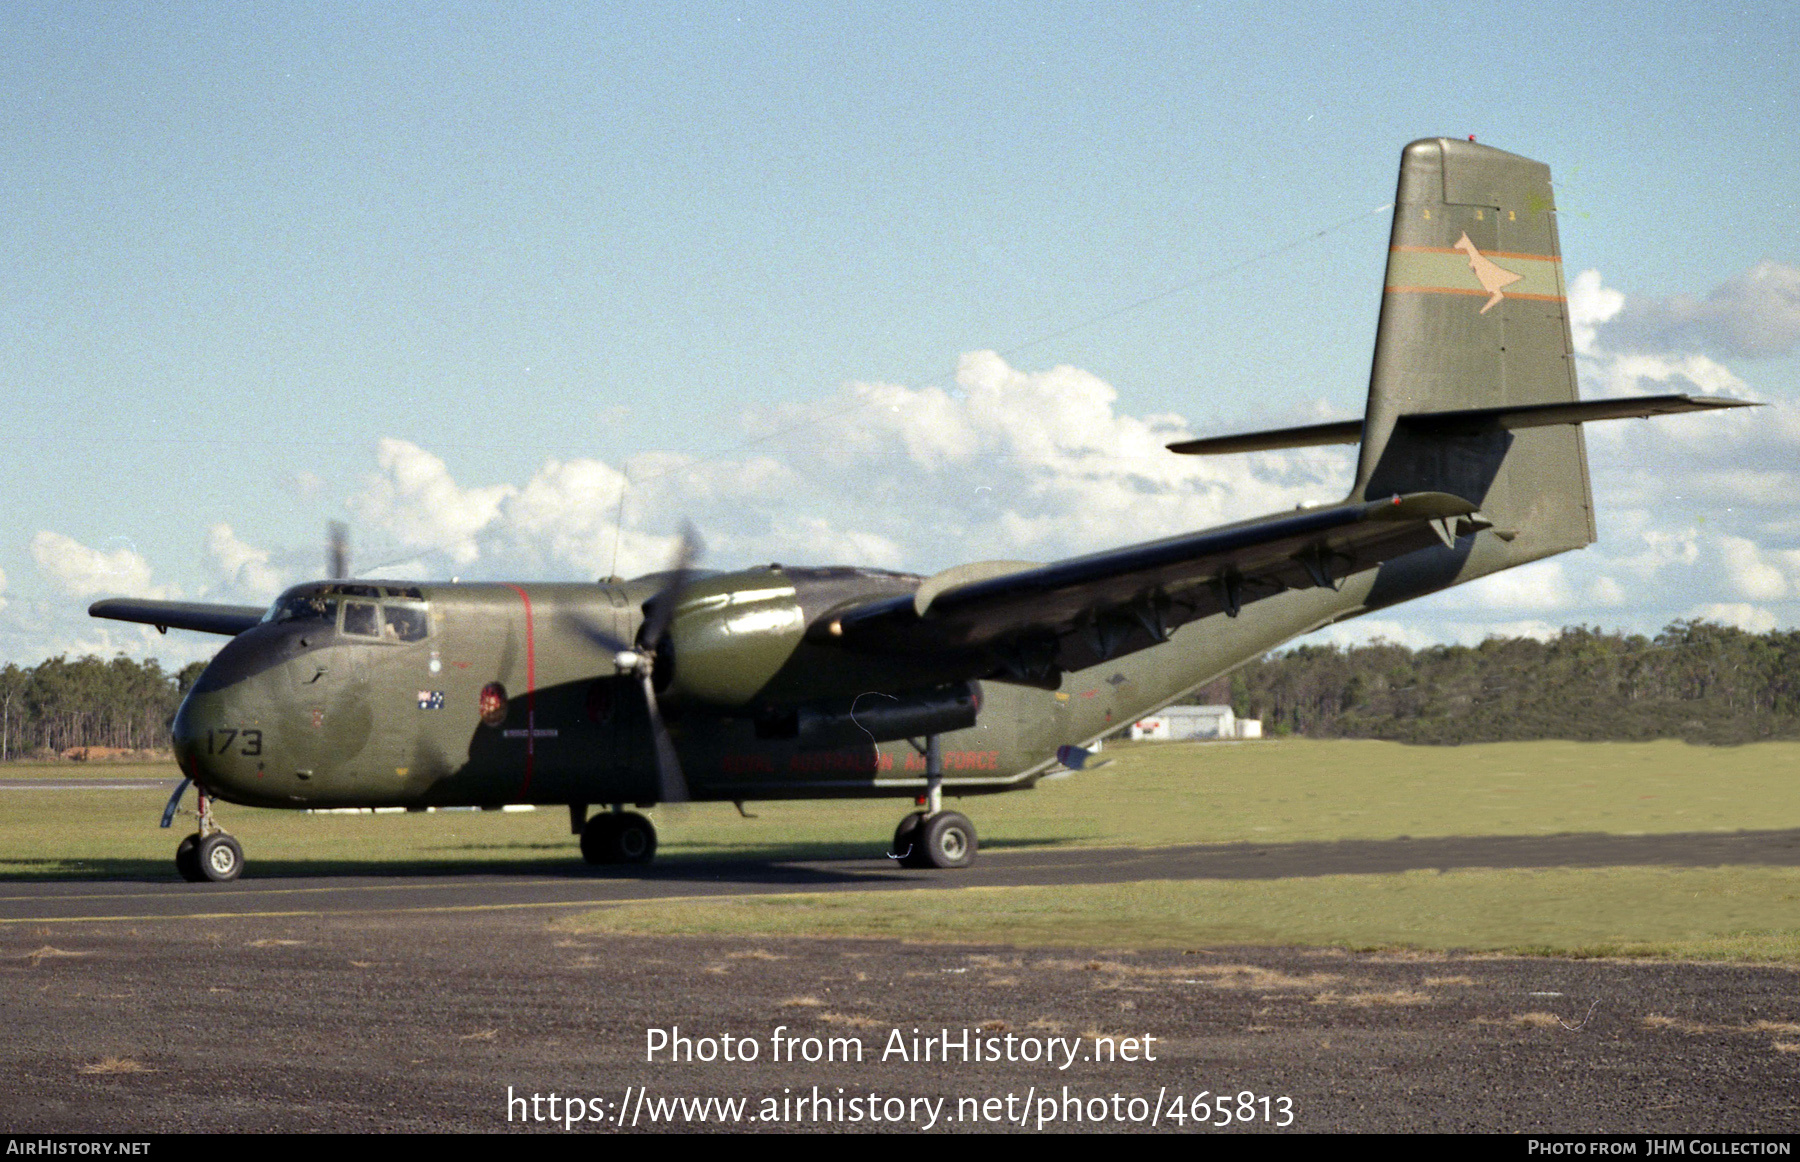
[93,138,1752,882]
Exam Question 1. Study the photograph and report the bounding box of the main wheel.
[892,811,926,858]
[910,811,977,869]
[610,813,657,865]
[580,813,621,864]
[175,834,203,882]
[581,812,658,865]
[194,833,244,882]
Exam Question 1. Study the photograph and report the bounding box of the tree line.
[1230,620,1800,745]
[0,655,206,760]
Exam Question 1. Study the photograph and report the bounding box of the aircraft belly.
[680,707,1028,801]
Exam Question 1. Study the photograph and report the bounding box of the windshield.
[263,593,340,625]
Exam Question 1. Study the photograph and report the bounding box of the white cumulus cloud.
[1599,260,1800,359]
[1567,268,1625,355]
[1684,602,1778,634]
[350,439,516,567]
[206,524,285,601]
[1438,559,1577,612]
[1587,576,1628,607]
[339,351,1355,585]
[1718,535,1792,601]
[29,532,169,600]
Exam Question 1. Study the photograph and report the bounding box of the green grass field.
[0,760,176,780]
[6,740,1800,959]
[565,869,1800,962]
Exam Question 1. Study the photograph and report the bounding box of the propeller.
[564,524,704,805]
[328,521,350,580]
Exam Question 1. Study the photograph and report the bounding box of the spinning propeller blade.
[640,668,690,804]
[637,522,702,649]
[328,522,350,580]
[618,523,704,805]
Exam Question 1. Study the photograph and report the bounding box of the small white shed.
[1130,704,1261,741]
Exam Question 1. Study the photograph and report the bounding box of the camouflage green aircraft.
[93,138,1750,882]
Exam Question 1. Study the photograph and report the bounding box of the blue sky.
[4,2,1798,664]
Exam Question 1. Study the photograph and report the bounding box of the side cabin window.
[342,600,381,638]
[382,601,430,642]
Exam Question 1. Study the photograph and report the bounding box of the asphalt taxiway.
[5,827,1800,924]
[4,911,1797,1133]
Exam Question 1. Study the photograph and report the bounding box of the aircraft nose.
[169,689,208,780]
[169,679,263,798]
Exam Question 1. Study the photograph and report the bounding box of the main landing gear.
[576,804,658,866]
[168,782,244,883]
[890,735,978,869]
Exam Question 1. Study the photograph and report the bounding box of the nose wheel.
[169,785,244,883]
[178,832,244,882]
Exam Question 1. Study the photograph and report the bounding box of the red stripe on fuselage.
[503,584,537,799]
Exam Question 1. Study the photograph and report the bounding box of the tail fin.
[1167,138,1756,587]
[1350,137,1592,561]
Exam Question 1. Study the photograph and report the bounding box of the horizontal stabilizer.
[89,598,265,637]
[1166,419,1362,455]
[1167,394,1754,455]
[1395,393,1757,435]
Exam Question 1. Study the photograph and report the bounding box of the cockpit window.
[382,601,430,642]
[263,593,339,625]
[264,585,431,641]
[342,600,381,638]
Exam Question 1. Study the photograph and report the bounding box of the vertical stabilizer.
[1351,138,1594,561]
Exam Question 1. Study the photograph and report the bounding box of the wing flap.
[89,598,266,637]
[832,492,1485,684]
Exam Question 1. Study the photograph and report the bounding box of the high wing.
[824,491,1485,687]
[89,598,266,637]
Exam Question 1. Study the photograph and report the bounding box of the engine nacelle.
[655,565,972,714]
[658,570,808,709]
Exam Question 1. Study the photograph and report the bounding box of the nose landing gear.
[889,735,978,869]
[166,782,244,883]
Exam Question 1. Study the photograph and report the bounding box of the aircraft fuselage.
[171,532,1515,813]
